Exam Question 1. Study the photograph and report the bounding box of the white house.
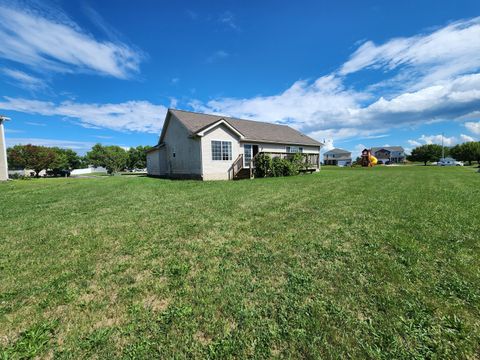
[323,148,352,166]
[147,109,323,180]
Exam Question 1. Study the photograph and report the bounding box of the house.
[371,146,405,164]
[323,148,352,166]
[147,109,323,180]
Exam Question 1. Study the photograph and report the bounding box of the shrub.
[291,153,306,172]
[254,153,272,177]
[8,173,32,180]
[254,153,305,177]
[271,157,299,177]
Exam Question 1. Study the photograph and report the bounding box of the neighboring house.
[371,146,405,163]
[147,109,323,180]
[323,148,352,166]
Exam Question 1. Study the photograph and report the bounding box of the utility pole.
[0,115,11,181]
[441,132,445,160]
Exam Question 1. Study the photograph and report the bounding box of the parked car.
[437,158,463,166]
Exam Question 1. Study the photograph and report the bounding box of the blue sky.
[1,0,480,156]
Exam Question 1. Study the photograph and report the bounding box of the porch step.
[234,168,251,180]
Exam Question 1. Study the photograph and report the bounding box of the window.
[286,146,303,153]
[211,140,232,161]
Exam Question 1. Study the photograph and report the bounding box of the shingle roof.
[323,148,351,155]
[168,109,322,147]
[371,146,405,152]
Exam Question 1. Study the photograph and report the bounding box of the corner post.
[0,116,10,181]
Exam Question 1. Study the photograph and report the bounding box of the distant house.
[323,148,352,166]
[371,146,405,163]
[147,109,323,180]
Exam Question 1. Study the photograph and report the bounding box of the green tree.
[86,144,128,174]
[450,142,480,166]
[50,148,82,170]
[407,144,445,166]
[127,145,152,170]
[7,144,58,177]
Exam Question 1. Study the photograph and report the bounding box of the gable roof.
[371,146,405,153]
[165,109,322,147]
[324,148,351,155]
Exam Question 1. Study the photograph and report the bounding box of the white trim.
[196,119,245,139]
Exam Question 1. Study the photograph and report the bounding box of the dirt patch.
[142,295,169,312]
[194,330,212,345]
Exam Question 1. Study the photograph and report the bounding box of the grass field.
[1,166,479,359]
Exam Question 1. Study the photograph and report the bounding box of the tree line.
[7,144,152,177]
[407,142,480,165]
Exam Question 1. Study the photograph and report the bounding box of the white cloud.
[25,121,46,127]
[191,72,480,141]
[460,133,476,142]
[206,50,229,63]
[419,134,457,146]
[408,133,476,147]
[0,97,167,133]
[0,4,143,78]
[1,68,46,90]
[407,139,422,147]
[340,17,480,89]
[190,16,480,143]
[219,11,239,31]
[6,137,95,152]
[189,17,480,143]
[465,121,480,135]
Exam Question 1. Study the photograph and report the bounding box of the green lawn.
[1,166,479,359]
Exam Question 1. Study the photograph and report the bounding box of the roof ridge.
[171,108,296,129]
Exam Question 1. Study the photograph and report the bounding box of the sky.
[1,0,480,156]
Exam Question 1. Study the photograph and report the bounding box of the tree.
[450,142,480,166]
[86,144,128,174]
[51,148,82,170]
[127,145,152,170]
[7,144,58,177]
[407,144,445,165]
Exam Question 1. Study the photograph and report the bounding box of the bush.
[271,157,299,177]
[8,173,32,180]
[253,153,304,177]
[254,153,272,177]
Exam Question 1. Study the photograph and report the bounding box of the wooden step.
[234,168,251,180]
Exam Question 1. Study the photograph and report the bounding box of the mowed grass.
[0,166,479,359]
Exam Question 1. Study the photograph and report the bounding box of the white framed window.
[211,140,232,161]
[286,146,303,153]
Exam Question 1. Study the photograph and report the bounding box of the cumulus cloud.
[408,133,476,147]
[191,72,480,142]
[465,121,480,135]
[0,4,143,78]
[0,97,167,133]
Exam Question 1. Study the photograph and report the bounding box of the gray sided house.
[323,148,352,166]
[371,146,405,163]
[147,109,323,180]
